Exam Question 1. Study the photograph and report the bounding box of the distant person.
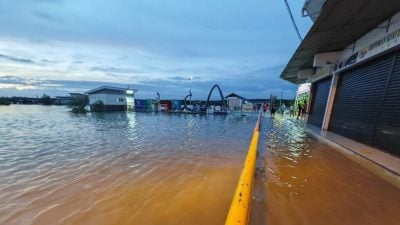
[302,101,308,117]
[262,102,267,115]
[280,104,286,116]
[289,105,294,117]
[297,103,303,120]
[270,105,276,118]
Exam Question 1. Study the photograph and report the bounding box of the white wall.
[227,98,242,108]
[126,96,135,110]
[89,93,127,106]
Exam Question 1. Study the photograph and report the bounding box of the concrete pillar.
[322,73,339,131]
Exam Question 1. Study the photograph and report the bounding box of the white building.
[225,93,246,110]
[86,86,137,111]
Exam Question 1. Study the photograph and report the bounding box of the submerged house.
[86,86,137,111]
[225,93,246,110]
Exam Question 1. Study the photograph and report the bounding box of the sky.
[0,0,312,99]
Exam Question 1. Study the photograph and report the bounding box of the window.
[117,98,124,102]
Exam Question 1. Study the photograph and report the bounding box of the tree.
[70,95,89,113]
[91,100,105,112]
[41,94,52,105]
[0,97,11,105]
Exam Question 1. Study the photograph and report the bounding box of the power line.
[283,0,303,41]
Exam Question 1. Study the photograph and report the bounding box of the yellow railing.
[225,114,261,225]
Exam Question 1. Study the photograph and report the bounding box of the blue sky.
[0,0,311,99]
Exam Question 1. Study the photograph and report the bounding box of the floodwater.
[0,105,399,225]
[251,118,400,225]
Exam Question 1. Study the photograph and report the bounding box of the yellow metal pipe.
[225,114,261,225]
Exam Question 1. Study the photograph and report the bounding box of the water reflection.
[0,105,256,225]
[2,106,399,225]
[126,112,138,142]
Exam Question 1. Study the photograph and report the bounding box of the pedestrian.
[289,105,294,117]
[302,101,308,117]
[262,102,267,115]
[297,102,303,120]
[270,105,276,118]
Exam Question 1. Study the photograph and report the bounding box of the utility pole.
[188,76,193,107]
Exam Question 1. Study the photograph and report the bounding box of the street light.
[188,76,193,108]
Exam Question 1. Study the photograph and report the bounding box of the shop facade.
[281,0,400,157]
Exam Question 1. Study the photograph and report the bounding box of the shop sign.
[334,28,400,72]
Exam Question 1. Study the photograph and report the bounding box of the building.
[281,0,400,159]
[54,96,71,105]
[86,86,137,111]
[225,93,246,110]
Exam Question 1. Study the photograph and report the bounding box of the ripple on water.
[0,105,257,225]
[251,116,400,225]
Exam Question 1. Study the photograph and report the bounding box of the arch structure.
[206,84,226,109]
[182,91,192,110]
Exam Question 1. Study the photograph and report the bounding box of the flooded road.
[252,118,400,225]
[1,105,399,225]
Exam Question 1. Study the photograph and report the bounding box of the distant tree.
[91,100,105,112]
[70,95,89,113]
[41,94,52,105]
[0,97,11,105]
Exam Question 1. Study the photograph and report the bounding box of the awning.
[281,0,400,84]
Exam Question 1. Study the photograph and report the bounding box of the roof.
[225,93,246,100]
[69,93,86,96]
[85,86,137,95]
[281,0,400,84]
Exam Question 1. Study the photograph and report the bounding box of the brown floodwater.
[0,105,399,225]
[251,118,400,225]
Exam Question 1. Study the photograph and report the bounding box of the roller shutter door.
[373,52,400,155]
[329,53,395,145]
[308,77,332,128]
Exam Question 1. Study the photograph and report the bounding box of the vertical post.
[189,76,193,108]
[322,72,339,131]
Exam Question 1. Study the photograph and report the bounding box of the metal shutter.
[373,52,400,155]
[329,53,395,145]
[308,77,332,128]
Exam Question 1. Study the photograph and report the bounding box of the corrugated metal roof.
[85,86,137,94]
[225,93,246,100]
[281,0,400,84]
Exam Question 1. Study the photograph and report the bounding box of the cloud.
[0,0,311,98]
[32,11,62,24]
[169,76,189,81]
[90,66,145,74]
[41,59,58,63]
[0,54,34,64]
[0,69,297,99]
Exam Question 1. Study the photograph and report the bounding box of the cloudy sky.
[0,0,311,99]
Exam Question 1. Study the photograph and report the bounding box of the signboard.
[334,27,400,72]
[297,83,311,95]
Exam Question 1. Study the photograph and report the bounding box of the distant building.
[55,96,71,105]
[225,93,246,110]
[85,86,137,111]
[69,93,87,98]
